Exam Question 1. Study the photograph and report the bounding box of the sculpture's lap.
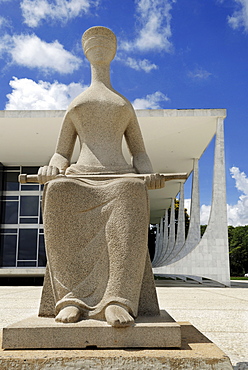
[42,177,151,319]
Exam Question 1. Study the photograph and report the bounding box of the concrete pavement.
[0,280,247,369]
[156,280,248,369]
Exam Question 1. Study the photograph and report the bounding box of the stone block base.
[0,322,232,369]
[2,310,181,349]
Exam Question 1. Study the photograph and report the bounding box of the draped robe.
[39,165,160,319]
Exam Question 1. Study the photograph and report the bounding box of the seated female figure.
[38,26,164,327]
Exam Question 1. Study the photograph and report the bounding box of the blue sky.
[0,0,248,226]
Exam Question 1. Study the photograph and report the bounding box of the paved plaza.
[0,280,247,369]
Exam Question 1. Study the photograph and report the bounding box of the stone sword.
[19,173,188,184]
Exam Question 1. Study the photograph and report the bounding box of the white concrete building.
[0,109,230,285]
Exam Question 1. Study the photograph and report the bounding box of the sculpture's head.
[82,26,117,65]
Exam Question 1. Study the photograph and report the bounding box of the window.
[0,166,46,268]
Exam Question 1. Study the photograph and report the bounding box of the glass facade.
[0,165,46,268]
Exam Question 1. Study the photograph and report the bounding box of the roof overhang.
[0,109,226,223]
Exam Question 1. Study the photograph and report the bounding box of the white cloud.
[119,56,158,73]
[120,0,175,52]
[230,166,248,193]
[188,68,212,80]
[21,0,95,28]
[200,204,211,225]
[184,199,191,216]
[5,77,87,109]
[0,17,5,28]
[132,91,170,109]
[227,167,248,226]
[0,34,81,74]
[0,16,8,28]
[227,0,248,32]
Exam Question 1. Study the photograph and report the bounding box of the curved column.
[153,116,230,286]
[195,117,230,284]
[152,218,164,266]
[153,210,168,267]
[159,217,164,253]
[166,158,200,264]
[158,198,175,264]
[185,158,201,247]
[153,223,160,265]
[164,182,185,264]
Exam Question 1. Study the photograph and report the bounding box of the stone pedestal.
[0,321,232,369]
[2,311,180,350]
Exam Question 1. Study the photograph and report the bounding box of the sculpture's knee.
[123,178,147,201]
[46,179,71,195]
[132,178,147,195]
[113,179,148,216]
[44,179,73,208]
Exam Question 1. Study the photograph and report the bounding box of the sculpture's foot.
[55,305,81,323]
[105,304,134,328]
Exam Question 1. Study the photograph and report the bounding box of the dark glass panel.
[1,229,17,233]
[21,167,39,174]
[21,184,39,191]
[0,234,17,267]
[2,201,18,224]
[20,217,39,224]
[20,196,39,216]
[38,234,47,267]
[17,261,37,267]
[4,166,20,170]
[3,172,20,191]
[39,206,43,224]
[2,196,19,200]
[0,163,4,225]
[18,229,37,260]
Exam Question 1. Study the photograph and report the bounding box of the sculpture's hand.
[145,173,165,190]
[37,166,60,184]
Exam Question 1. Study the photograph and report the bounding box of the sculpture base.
[0,321,232,369]
[2,310,181,349]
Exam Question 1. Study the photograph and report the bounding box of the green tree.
[201,225,207,237]
[228,225,248,276]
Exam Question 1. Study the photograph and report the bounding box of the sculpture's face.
[84,36,116,65]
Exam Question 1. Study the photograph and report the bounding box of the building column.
[198,117,230,284]
[165,182,185,264]
[153,210,169,267]
[153,116,230,286]
[186,158,201,248]
[166,159,201,264]
[158,198,175,264]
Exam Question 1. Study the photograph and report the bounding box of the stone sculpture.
[38,26,165,327]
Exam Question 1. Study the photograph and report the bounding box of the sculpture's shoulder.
[67,90,89,111]
[112,89,136,115]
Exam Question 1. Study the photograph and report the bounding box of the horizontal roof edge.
[0,108,226,119]
[135,108,226,118]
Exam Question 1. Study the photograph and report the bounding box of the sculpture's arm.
[124,113,165,190]
[38,113,77,184]
[124,114,153,174]
[50,112,77,170]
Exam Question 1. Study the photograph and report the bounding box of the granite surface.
[0,321,232,369]
[2,310,181,350]
[1,282,247,367]
[38,26,164,327]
